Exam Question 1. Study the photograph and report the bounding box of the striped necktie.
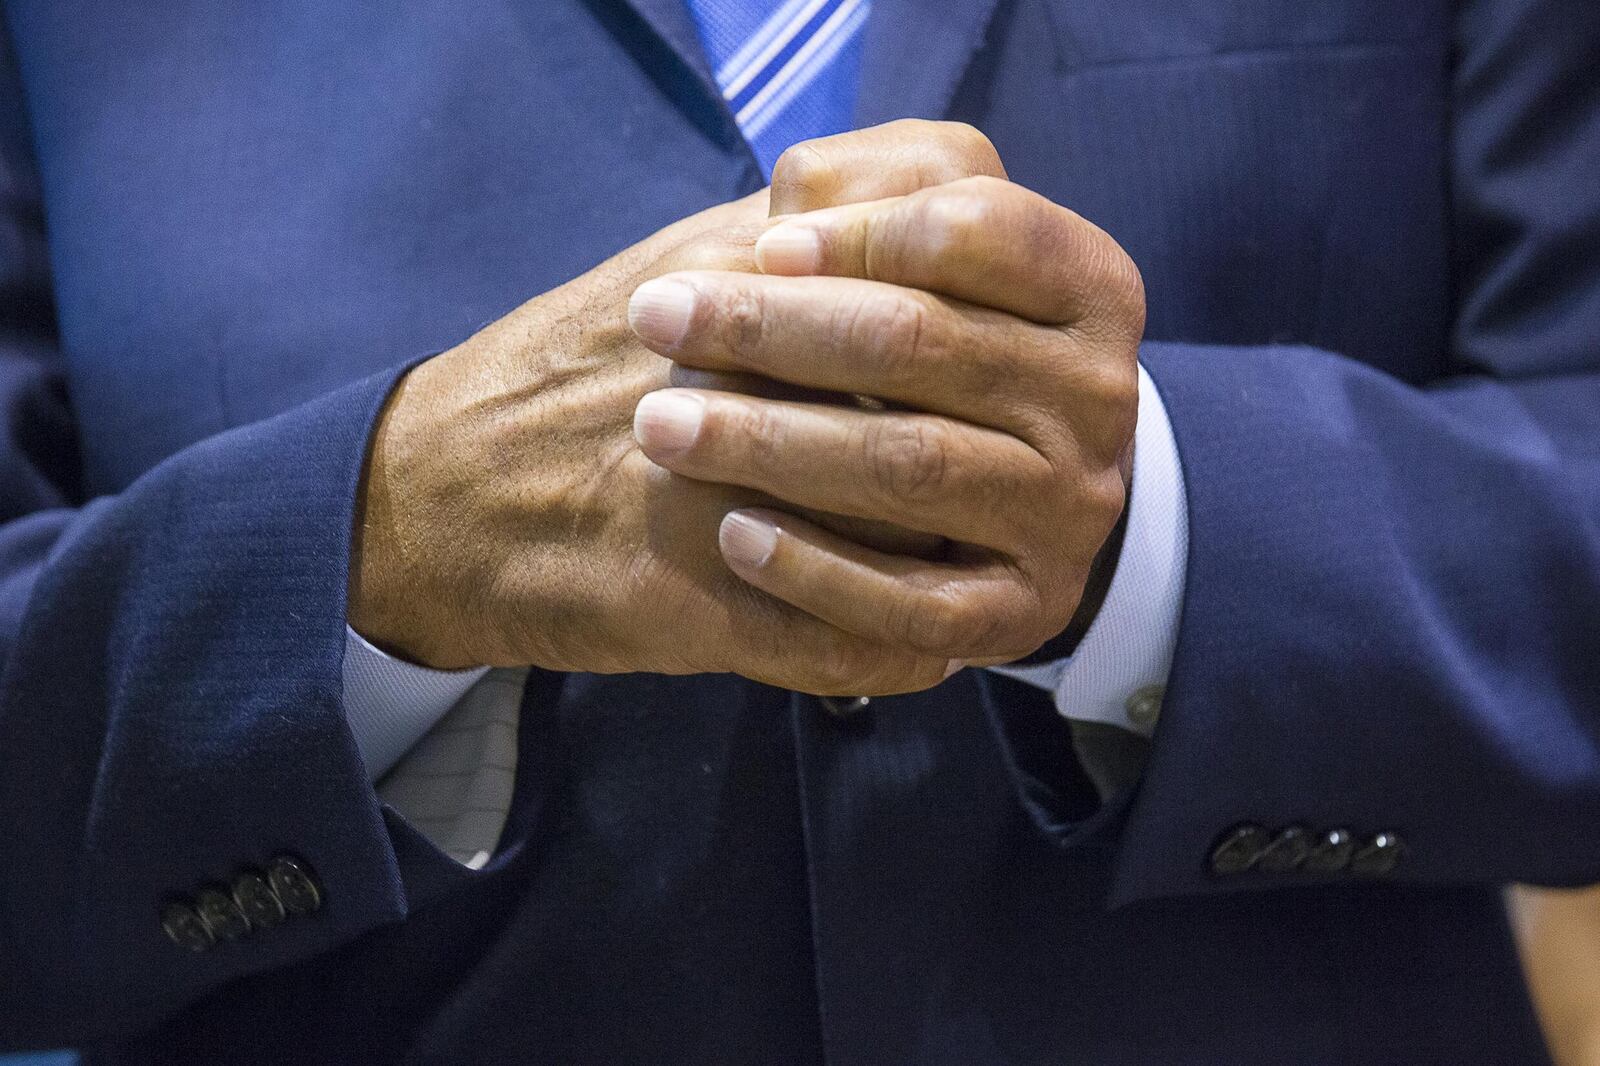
[685,0,873,177]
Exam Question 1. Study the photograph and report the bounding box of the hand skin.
[349,121,1143,692]
[630,174,1143,671]
[351,122,1015,692]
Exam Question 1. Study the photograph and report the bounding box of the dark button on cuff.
[232,870,287,929]
[267,854,324,915]
[161,900,215,953]
[1301,828,1356,873]
[1209,824,1270,876]
[195,886,251,941]
[1256,825,1311,873]
[1350,831,1406,876]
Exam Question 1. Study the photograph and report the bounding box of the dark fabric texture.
[0,0,1593,1061]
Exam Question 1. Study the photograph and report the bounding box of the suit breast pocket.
[1039,0,1444,70]
[972,0,1453,377]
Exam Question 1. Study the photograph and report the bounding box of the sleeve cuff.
[342,625,489,780]
[989,363,1189,737]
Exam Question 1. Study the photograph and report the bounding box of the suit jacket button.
[195,885,251,940]
[267,854,324,915]
[1209,824,1269,875]
[160,900,214,953]
[1302,828,1356,873]
[232,870,287,929]
[819,695,871,718]
[1256,825,1311,873]
[1350,831,1406,876]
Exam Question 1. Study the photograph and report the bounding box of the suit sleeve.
[0,34,470,1051]
[1095,0,1600,904]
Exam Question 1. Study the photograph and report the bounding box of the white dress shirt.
[345,364,1188,856]
[989,364,1188,737]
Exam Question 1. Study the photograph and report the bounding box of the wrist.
[347,366,481,671]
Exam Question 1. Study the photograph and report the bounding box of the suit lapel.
[610,0,720,95]
[612,0,1004,132]
[854,0,1004,127]
[606,0,1002,174]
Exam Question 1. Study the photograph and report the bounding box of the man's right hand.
[348,122,1003,694]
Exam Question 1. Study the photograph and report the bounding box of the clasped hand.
[351,121,1144,696]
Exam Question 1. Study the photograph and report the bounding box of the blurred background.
[1512,884,1600,1066]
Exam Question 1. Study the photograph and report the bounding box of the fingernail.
[628,278,697,349]
[720,510,779,569]
[633,390,705,457]
[755,224,821,275]
[944,660,966,679]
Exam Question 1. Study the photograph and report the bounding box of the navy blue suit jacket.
[2,0,1597,1061]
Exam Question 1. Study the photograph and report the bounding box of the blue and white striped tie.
[685,0,873,177]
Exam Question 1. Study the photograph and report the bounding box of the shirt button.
[160,900,215,953]
[231,870,287,930]
[818,695,871,718]
[1124,685,1164,731]
[267,854,325,916]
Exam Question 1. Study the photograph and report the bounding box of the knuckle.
[895,120,1002,184]
[883,117,942,139]
[947,121,990,145]
[947,173,1011,198]
[968,327,1030,395]
[1077,358,1139,459]
[953,126,1004,177]
[732,399,787,471]
[807,634,874,694]
[715,222,767,266]
[917,177,1013,254]
[860,209,912,281]
[714,284,769,361]
[922,187,996,247]
[1087,239,1147,333]
[771,142,839,203]
[908,584,1002,656]
[863,650,947,696]
[1066,468,1128,547]
[983,454,1039,516]
[669,237,737,273]
[993,576,1054,659]
[884,118,958,163]
[837,290,935,379]
[1106,254,1147,327]
[676,224,764,272]
[864,418,953,503]
[852,646,932,695]
[888,655,951,694]
[1088,467,1130,525]
[940,122,1005,176]
[1096,352,1141,416]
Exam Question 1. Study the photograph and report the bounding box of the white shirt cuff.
[990,363,1189,737]
[341,625,489,780]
